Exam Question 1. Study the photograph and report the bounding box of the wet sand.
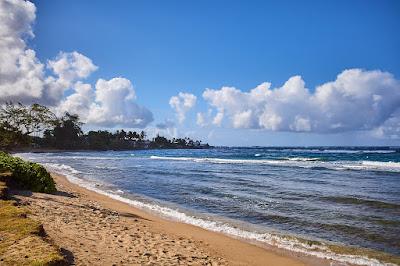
[13,173,327,265]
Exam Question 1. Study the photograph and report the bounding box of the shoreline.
[35,172,324,265]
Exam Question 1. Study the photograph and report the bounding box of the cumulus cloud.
[47,51,98,87]
[0,0,95,105]
[169,92,197,123]
[0,0,154,128]
[212,111,224,126]
[84,78,153,128]
[370,111,400,139]
[55,81,94,117]
[0,0,46,103]
[196,109,213,127]
[56,78,154,128]
[196,113,207,127]
[202,69,400,134]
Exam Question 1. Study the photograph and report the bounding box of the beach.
[11,172,320,265]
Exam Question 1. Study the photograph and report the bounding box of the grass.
[0,177,66,265]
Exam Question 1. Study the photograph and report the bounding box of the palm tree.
[140,131,146,141]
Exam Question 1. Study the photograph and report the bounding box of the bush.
[0,152,56,193]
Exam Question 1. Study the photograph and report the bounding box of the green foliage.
[44,112,84,149]
[0,152,56,194]
[0,123,30,150]
[0,102,57,136]
[0,102,58,150]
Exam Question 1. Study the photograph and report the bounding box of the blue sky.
[2,0,400,146]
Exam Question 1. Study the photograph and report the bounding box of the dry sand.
[13,173,328,265]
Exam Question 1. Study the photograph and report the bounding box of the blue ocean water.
[17,147,400,264]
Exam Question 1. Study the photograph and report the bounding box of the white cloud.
[0,0,46,103]
[145,125,178,140]
[233,110,254,128]
[84,78,153,128]
[0,0,95,105]
[370,111,400,140]
[196,112,207,127]
[47,51,98,87]
[202,69,400,134]
[49,57,153,128]
[169,92,197,123]
[55,81,94,117]
[0,0,154,128]
[212,111,224,126]
[56,78,153,128]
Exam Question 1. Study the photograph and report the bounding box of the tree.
[0,126,27,150]
[117,129,127,140]
[28,104,58,136]
[0,102,57,136]
[127,131,138,140]
[0,102,58,150]
[153,135,170,147]
[140,131,146,141]
[86,130,112,150]
[51,113,84,149]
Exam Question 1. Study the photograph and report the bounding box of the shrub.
[0,152,56,193]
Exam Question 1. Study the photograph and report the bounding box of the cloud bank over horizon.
[197,69,400,137]
[0,0,153,128]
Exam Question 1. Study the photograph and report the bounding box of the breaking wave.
[150,156,400,173]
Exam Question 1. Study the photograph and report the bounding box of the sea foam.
[150,156,400,173]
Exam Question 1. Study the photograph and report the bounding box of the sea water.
[16,147,400,265]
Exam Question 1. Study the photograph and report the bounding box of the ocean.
[16,147,400,265]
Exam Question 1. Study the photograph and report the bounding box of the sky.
[1,0,400,146]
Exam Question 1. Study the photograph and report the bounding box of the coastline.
[14,172,325,265]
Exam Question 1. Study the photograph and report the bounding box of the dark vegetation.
[0,152,56,193]
[0,102,209,151]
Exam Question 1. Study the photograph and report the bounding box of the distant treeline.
[0,102,209,151]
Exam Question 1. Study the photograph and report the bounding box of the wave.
[45,162,392,266]
[284,157,322,161]
[319,149,397,154]
[265,149,397,154]
[342,161,400,172]
[150,156,400,173]
[44,163,82,175]
[14,153,126,161]
[55,155,125,160]
[362,161,400,168]
[150,156,297,166]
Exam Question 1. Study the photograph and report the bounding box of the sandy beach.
[10,173,327,266]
